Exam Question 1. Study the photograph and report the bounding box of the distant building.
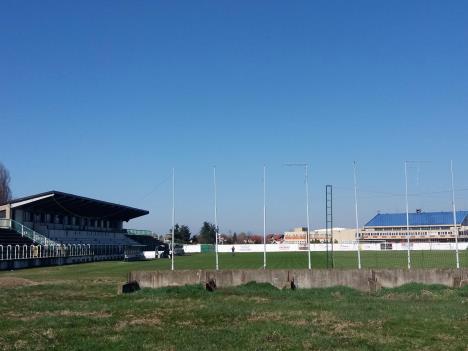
[312,228,356,243]
[283,227,309,245]
[283,227,356,244]
[361,211,468,242]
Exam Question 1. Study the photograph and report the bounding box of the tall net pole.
[330,186,334,268]
[285,163,311,270]
[325,185,334,268]
[263,165,267,269]
[325,186,329,268]
[405,161,411,269]
[171,167,175,271]
[305,164,311,270]
[451,160,460,269]
[353,161,362,269]
[214,166,219,271]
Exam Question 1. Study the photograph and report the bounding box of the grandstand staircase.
[0,219,58,246]
[0,228,34,246]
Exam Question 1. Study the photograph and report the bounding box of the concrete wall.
[128,268,468,292]
[0,204,11,219]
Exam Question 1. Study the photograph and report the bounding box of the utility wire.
[51,172,172,220]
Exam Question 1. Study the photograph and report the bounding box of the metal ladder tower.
[325,185,334,268]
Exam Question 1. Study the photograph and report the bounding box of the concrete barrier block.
[128,269,468,292]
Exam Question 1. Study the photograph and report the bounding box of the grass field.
[0,253,467,350]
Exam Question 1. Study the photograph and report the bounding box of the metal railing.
[0,243,93,260]
[0,220,135,261]
[0,243,129,261]
[126,229,154,236]
[0,219,59,246]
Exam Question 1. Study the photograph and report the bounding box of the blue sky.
[1,1,467,235]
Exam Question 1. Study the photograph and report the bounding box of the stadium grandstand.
[361,210,468,242]
[0,191,149,262]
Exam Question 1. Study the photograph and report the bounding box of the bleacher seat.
[0,229,34,246]
[46,230,139,246]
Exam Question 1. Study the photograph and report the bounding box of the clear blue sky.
[1,1,467,235]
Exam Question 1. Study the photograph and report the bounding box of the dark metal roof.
[8,191,149,222]
[365,211,468,227]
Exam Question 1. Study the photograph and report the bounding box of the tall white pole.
[285,162,311,269]
[263,165,267,269]
[405,161,411,269]
[214,166,219,270]
[305,164,311,270]
[451,160,460,269]
[171,167,175,271]
[353,161,362,269]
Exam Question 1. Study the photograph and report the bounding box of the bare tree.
[0,163,12,205]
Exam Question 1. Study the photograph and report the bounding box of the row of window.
[373,226,453,231]
[365,231,454,237]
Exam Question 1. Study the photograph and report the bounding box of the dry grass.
[0,277,37,288]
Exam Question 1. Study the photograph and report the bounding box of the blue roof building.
[365,211,468,227]
[361,211,468,242]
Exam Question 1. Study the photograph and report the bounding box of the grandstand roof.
[365,211,468,227]
[7,191,149,221]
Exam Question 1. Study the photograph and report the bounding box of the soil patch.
[0,277,37,288]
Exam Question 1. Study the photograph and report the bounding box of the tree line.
[0,163,12,205]
[168,221,272,245]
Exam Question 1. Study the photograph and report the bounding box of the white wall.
[184,245,202,253]
[143,251,156,259]
[183,242,468,253]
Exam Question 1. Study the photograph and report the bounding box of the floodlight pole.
[285,163,311,270]
[451,160,460,269]
[305,165,311,270]
[405,161,411,269]
[171,167,175,271]
[214,166,219,271]
[263,165,267,269]
[353,161,362,270]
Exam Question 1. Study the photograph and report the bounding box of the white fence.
[0,244,125,260]
[183,242,468,254]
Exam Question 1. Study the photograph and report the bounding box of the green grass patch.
[0,250,466,284]
[0,253,467,350]
[0,278,466,350]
